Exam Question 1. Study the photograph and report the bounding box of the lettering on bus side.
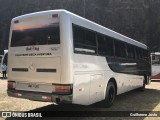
[26,46,39,51]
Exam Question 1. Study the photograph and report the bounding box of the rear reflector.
[14,93,22,97]
[42,96,52,101]
[56,89,71,93]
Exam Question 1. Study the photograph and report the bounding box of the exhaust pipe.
[56,98,61,104]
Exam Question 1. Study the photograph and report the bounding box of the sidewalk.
[0,74,7,91]
[0,74,7,80]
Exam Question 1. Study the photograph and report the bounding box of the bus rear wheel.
[139,76,146,91]
[103,82,116,107]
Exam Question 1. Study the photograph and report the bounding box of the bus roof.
[12,9,148,50]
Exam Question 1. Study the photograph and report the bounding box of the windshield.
[11,17,60,47]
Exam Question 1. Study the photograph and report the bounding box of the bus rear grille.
[12,68,28,72]
[36,69,56,73]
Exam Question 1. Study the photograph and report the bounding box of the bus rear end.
[7,11,72,103]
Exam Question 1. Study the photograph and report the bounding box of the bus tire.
[103,82,116,107]
[139,76,146,91]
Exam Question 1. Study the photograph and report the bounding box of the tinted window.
[11,24,60,47]
[135,47,143,59]
[98,34,114,56]
[73,24,96,54]
[126,44,135,59]
[143,50,149,58]
[11,17,60,47]
[115,40,126,58]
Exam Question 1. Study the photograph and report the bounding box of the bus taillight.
[8,81,16,89]
[53,84,72,95]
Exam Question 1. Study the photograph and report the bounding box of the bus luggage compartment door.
[72,74,90,105]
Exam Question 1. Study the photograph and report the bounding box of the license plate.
[16,82,53,93]
[27,83,39,89]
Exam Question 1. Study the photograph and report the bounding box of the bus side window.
[73,24,96,55]
[135,47,143,60]
[105,36,114,56]
[97,34,105,55]
[126,44,135,59]
[114,40,126,58]
[97,34,114,56]
[143,50,149,60]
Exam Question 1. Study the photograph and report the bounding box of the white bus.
[0,50,8,73]
[151,52,160,80]
[7,10,151,107]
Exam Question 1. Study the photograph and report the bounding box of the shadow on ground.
[6,83,160,120]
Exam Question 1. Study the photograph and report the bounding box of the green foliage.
[0,0,160,54]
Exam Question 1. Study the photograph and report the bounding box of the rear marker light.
[79,88,84,91]
[52,14,58,18]
[42,96,51,101]
[14,93,22,97]
[14,20,19,23]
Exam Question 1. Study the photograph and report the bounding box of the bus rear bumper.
[7,89,72,104]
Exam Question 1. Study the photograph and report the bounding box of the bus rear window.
[11,19,60,47]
